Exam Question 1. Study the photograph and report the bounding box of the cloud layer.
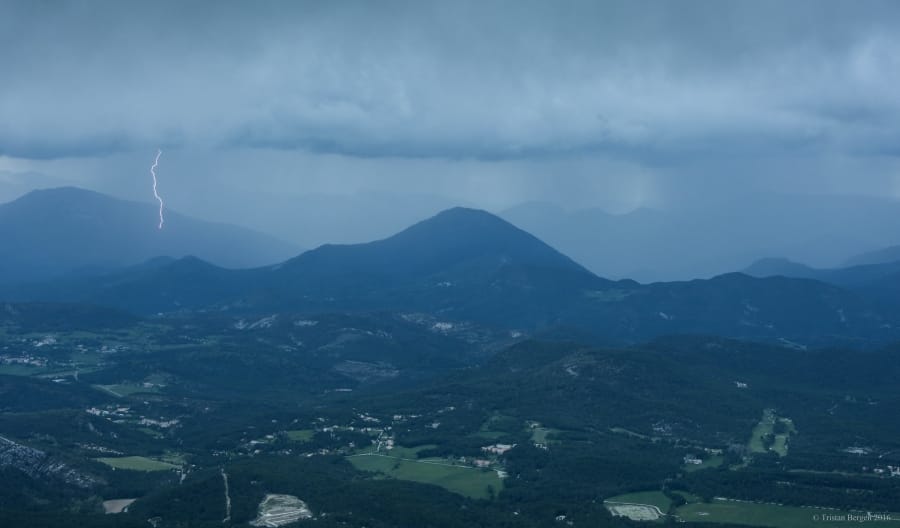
[3,0,900,162]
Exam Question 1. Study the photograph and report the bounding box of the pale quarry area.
[250,494,313,527]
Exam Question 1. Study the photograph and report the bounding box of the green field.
[473,414,519,440]
[748,409,794,457]
[677,499,900,528]
[772,434,788,456]
[286,429,314,442]
[685,455,725,472]
[96,456,178,472]
[748,411,774,453]
[157,452,186,465]
[0,364,44,376]
[530,426,560,444]
[93,383,159,398]
[772,418,796,456]
[610,427,651,440]
[138,427,164,438]
[605,491,672,513]
[374,445,434,458]
[348,451,502,499]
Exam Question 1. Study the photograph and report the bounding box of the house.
[684,454,703,465]
[481,443,516,455]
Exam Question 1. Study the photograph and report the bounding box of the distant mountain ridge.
[0,187,300,283]
[743,256,900,309]
[501,195,900,281]
[844,245,900,267]
[7,207,900,347]
[742,258,820,280]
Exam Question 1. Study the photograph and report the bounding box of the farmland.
[96,456,179,472]
[285,429,314,442]
[348,451,503,499]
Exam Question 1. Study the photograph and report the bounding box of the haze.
[3,0,900,280]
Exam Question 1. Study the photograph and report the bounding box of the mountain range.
[0,187,300,284]
[5,195,900,347]
[844,245,900,267]
[4,190,900,528]
[501,195,900,282]
[743,257,900,309]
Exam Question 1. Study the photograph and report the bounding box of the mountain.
[277,206,594,280]
[4,256,258,315]
[8,207,900,347]
[844,245,900,267]
[384,336,900,444]
[0,187,300,284]
[622,273,893,346]
[6,207,610,322]
[743,257,900,286]
[743,257,900,309]
[501,194,900,282]
[742,257,819,279]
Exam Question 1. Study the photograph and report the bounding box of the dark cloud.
[2,0,900,271]
[2,0,899,161]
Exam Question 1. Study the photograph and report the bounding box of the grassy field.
[473,414,519,440]
[348,450,502,499]
[772,418,796,456]
[672,492,703,503]
[377,445,434,458]
[286,429,315,442]
[96,456,178,472]
[772,434,789,456]
[676,499,900,527]
[93,383,159,398]
[605,491,672,512]
[748,411,775,453]
[748,409,794,457]
[138,427,164,438]
[610,427,651,440]
[158,452,186,465]
[685,455,725,472]
[530,426,560,444]
[0,364,44,376]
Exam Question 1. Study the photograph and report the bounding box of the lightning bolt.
[150,149,164,230]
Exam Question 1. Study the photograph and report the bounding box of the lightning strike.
[150,149,165,229]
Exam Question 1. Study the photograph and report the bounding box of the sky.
[2,0,900,253]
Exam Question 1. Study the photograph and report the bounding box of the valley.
[1,302,899,527]
[6,2,900,526]
[1,208,899,528]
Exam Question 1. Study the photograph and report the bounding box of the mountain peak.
[395,206,541,242]
[283,206,594,280]
[4,186,126,213]
[0,186,299,283]
[403,206,524,235]
[20,186,107,198]
[742,257,817,279]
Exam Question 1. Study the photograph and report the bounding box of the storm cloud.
[3,0,900,161]
[2,0,900,276]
